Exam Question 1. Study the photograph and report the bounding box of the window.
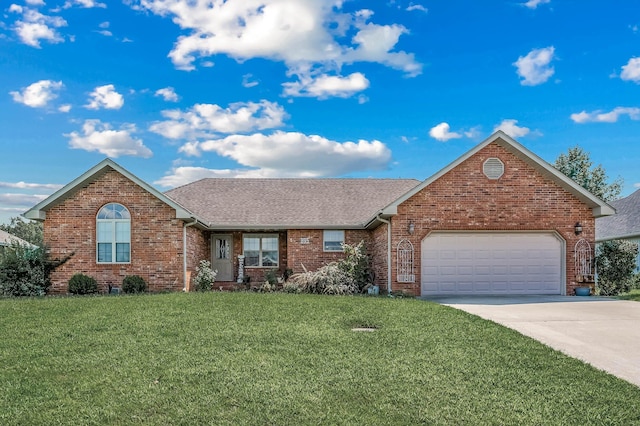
[323,230,345,252]
[97,203,131,263]
[243,234,278,267]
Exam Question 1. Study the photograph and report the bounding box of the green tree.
[595,240,638,296]
[554,146,622,202]
[0,217,43,247]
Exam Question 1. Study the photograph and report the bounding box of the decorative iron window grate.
[397,239,415,283]
[574,238,593,281]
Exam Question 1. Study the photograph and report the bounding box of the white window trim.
[243,233,279,268]
[96,204,131,264]
[323,230,345,252]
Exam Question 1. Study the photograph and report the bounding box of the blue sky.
[1,0,640,224]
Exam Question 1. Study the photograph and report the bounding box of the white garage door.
[421,233,563,296]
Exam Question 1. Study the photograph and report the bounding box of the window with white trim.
[323,230,345,252]
[97,203,131,263]
[243,234,279,267]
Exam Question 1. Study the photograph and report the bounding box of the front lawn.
[1,293,639,425]
[618,289,640,301]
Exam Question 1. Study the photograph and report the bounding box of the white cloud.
[85,84,124,110]
[406,3,428,13]
[26,0,46,5]
[63,0,106,9]
[513,46,555,86]
[522,0,550,9]
[12,8,67,48]
[155,87,179,102]
[0,193,49,206]
[132,0,421,81]
[242,74,259,88]
[283,72,369,99]
[570,107,640,123]
[429,122,462,142]
[0,181,63,191]
[66,120,152,158]
[58,104,72,112]
[10,80,63,108]
[175,131,392,180]
[621,57,640,83]
[149,100,287,139]
[493,119,531,137]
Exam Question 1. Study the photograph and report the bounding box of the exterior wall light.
[574,222,583,235]
[408,222,415,235]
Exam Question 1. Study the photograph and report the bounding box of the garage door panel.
[421,233,563,296]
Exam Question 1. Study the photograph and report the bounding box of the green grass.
[1,293,639,425]
[618,289,640,301]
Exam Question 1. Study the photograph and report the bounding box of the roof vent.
[483,158,504,179]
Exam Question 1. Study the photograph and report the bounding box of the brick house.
[25,131,614,296]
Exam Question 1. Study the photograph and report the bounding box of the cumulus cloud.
[0,181,63,191]
[283,72,369,99]
[570,107,640,123]
[11,7,67,48]
[429,122,462,142]
[131,0,421,86]
[493,119,531,137]
[513,46,555,86]
[522,0,550,9]
[0,193,49,206]
[149,100,287,139]
[85,84,124,110]
[406,4,428,12]
[174,131,391,181]
[58,104,72,112]
[66,120,152,158]
[242,74,259,88]
[621,57,640,83]
[63,0,106,8]
[155,87,179,102]
[10,80,63,108]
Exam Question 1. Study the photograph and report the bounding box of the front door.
[212,235,233,281]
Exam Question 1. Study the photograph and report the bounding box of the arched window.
[97,203,131,263]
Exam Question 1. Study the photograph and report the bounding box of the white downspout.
[376,215,392,296]
[183,218,198,292]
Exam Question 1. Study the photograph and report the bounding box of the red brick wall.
[385,141,595,296]
[370,223,389,288]
[286,229,371,273]
[44,170,188,293]
[186,225,210,291]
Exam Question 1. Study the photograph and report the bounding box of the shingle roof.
[596,189,640,241]
[0,229,35,248]
[165,178,420,228]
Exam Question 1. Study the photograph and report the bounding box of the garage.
[421,232,564,296]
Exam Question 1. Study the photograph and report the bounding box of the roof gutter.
[376,214,392,296]
[183,218,198,292]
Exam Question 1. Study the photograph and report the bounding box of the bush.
[0,243,71,297]
[122,275,147,294]
[289,241,374,296]
[193,260,217,292]
[595,240,638,296]
[68,273,98,295]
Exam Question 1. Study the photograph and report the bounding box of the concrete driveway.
[424,295,640,388]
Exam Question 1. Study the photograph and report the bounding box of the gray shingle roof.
[165,178,420,228]
[0,230,35,248]
[596,189,640,241]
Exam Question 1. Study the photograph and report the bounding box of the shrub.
[0,243,71,297]
[289,241,374,296]
[68,273,98,295]
[282,282,301,293]
[194,260,218,292]
[595,240,638,296]
[122,275,147,294]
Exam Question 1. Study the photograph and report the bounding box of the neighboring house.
[24,131,614,296]
[595,189,640,269]
[0,229,35,254]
